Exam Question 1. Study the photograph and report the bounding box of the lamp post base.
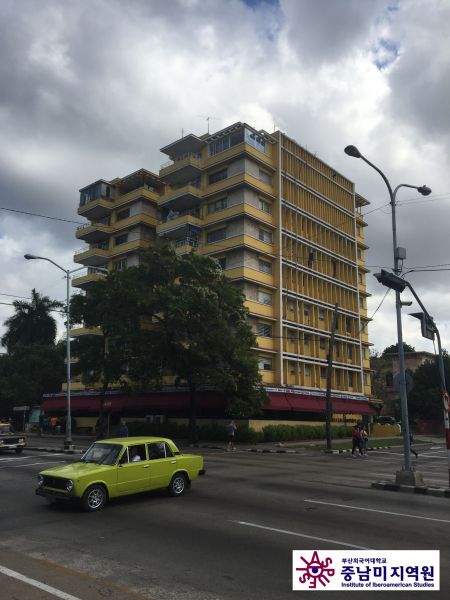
[395,469,425,486]
[63,440,75,452]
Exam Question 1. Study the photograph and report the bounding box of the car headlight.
[66,480,74,492]
[37,475,44,487]
[18,438,24,443]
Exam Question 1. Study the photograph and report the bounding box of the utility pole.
[325,304,339,451]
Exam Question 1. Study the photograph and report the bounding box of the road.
[0,441,448,599]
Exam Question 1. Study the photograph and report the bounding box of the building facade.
[59,122,373,419]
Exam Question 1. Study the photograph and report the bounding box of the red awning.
[267,392,375,415]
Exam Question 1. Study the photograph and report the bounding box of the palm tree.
[1,289,63,351]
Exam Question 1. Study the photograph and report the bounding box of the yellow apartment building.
[65,122,373,419]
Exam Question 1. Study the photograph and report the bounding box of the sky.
[0,0,449,355]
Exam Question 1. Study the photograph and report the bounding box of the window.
[245,128,267,153]
[347,345,353,359]
[113,259,127,271]
[364,373,370,385]
[115,234,128,246]
[217,257,227,270]
[289,362,296,375]
[120,444,146,463]
[304,334,310,347]
[320,338,326,350]
[308,251,315,269]
[346,317,352,333]
[319,308,325,321]
[304,365,311,376]
[258,170,272,184]
[358,272,363,284]
[357,248,362,259]
[335,341,340,356]
[209,168,228,185]
[258,198,272,214]
[257,323,272,338]
[258,290,272,305]
[258,259,272,274]
[258,357,273,371]
[116,208,130,221]
[208,197,228,214]
[258,229,273,244]
[336,370,341,385]
[332,260,337,277]
[320,367,327,379]
[304,304,310,320]
[147,442,173,460]
[207,228,227,244]
[348,371,354,387]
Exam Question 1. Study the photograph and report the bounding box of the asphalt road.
[0,441,449,599]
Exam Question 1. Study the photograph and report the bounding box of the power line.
[0,206,84,225]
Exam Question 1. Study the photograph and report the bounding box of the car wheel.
[82,484,107,512]
[168,473,187,497]
[15,448,23,454]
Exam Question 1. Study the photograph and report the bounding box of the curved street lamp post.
[344,146,431,484]
[24,254,101,451]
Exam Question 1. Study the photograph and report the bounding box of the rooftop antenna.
[197,115,218,134]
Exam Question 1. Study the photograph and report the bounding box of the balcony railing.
[162,207,202,223]
[160,152,202,170]
[174,237,199,249]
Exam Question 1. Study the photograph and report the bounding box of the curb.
[26,446,85,454]
[328,445,393,454]
[371,481,450,498]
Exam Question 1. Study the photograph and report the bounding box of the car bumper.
[35,488,79,502]
[0,444,26,450]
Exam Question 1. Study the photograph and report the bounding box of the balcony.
[159,153,203,185]
[78,196,114,221]
[72,268,107,290]
[109,237,153,257]
[159,184,203,211]
[157,210,203,239]
[76,222,113,243]
[244,299,275,319]
[173,237,199,255]
[74,244,110,267]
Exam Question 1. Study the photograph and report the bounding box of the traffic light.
[409,312,436,341]
[373,270,407,293]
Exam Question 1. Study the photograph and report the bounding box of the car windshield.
[80,443,122,465]
[0,424,13,434]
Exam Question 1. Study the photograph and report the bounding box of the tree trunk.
[188,381,198,444]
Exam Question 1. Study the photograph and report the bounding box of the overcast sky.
[0,0,449,355]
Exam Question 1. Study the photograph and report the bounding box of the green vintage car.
[35,437,205,511]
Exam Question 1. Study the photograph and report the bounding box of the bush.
[126,421,353,443]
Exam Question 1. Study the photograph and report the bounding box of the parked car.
[0,421,26,454]
[35,437,205,511]
[375,416,398,425]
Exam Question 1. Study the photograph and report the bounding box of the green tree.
[129,245,268,440]
[0,343,65,415]
[381,342,416,357]
[1,289,63,352]
[408,352,450,421]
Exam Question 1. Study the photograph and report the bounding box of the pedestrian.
[119,421,129,438]
[410,432,418,458]
[226,420,237,451]
[351,424,363,457]
[361,427,369,456]
[50,416,58,434]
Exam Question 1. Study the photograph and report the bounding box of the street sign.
[409,312,435,341]
[13,405,30,411]
[393,372,414,393]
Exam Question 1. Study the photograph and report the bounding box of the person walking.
[226,420,237,451]
[360,426,369,456]
[351,424,363,457]
[119,421,129,438]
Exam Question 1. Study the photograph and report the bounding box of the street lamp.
[344,146,431,484]
[24,254,99,450]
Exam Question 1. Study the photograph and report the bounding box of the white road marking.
[304,499,450,524]
[233,520,368,549]
[0,453,65,462]
[0,564,82,600]
[0,461,66,470]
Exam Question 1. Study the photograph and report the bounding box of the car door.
[146,442,178,490]
[116,444,151,495]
